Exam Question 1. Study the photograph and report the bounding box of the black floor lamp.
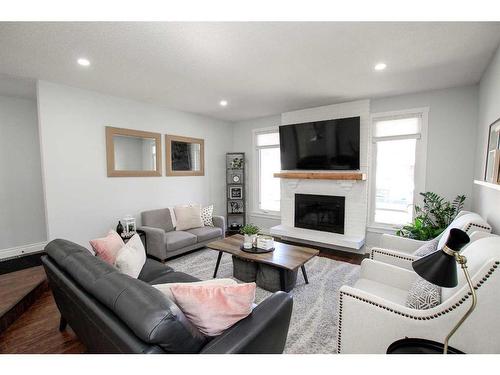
[412,228,475,354]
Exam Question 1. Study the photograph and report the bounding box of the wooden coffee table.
[207,234,319,291]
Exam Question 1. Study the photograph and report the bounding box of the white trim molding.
[0,241,47,260]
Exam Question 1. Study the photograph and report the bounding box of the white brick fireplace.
[270,100,370,252]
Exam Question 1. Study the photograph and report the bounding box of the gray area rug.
[166,248,360,354]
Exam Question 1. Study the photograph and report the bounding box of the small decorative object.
[484,117,500,183]
[486,149,500,183]
[230,157,244,169]
[240,224,260,250]
[256,235,274,251]
[122,216,136,238]
[116,221,124,236]
[228,200,244,214]
[229,222,242,230]
[227,170,243,184]
[229,186,243,199]
[412,228,472,354]
[396,192,466,241]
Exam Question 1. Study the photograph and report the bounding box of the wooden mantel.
[273,171,366,181]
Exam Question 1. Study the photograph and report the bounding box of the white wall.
[0,95,47,251]
[37,81,233,248]
[473,45,500,233]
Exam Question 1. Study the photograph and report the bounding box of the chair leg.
[59,316,67,332]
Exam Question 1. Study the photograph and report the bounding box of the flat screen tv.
[279,116,360,170]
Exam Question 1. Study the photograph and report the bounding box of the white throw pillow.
[406,276,441,310]
[153,278,237,302]
[114,234,146,278]
[174,204,204,231]
[201,205,214,227]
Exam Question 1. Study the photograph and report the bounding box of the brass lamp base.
[443,253,477,354]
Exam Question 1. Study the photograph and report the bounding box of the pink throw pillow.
[169,282,256,336]
[89,230,124,265]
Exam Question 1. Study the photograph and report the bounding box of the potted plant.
[240,224,260,249]
[396,192,466,241]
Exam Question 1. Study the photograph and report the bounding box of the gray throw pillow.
[406,276,441,310]
[413,238,439,257]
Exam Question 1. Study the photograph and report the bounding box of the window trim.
[368,107,429,231]
[252,126,281,217]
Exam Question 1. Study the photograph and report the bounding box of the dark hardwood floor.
[0,288,85,354]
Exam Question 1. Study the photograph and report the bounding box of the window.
[370,109,428,227]
[254,129,280,213]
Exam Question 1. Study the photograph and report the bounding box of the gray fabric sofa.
[42,239,293,354]
[139,208,225,261]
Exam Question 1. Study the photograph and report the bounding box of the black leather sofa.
[41,239,293,354]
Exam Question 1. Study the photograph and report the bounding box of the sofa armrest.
[212,216,226,238]
[138,226,165,259]
[380,234,427,253]
[359,259,418,290]
[370,247,417,270]
[200,291,293,354]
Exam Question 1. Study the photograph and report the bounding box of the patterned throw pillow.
[413,238,439,257]
[406,276,441,310]
[201,205,214,227]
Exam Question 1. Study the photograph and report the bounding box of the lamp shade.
[412,228,470,288]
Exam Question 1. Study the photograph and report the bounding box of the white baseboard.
[0,242,47,261]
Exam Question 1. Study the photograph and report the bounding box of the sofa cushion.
[45,239,207,353]
[406,276,441,310]
[141,208,174,233]
[174,204,204,231]
[138,258,174,283]
[114,234,146,278]
[186,227,223,242]
[89,230,124,265]
[165,231,197,251]
[169,282,256,336]
[353,278,408,305]
[153,279,237,300]
[413,238,439,257]
[148,271,200,285]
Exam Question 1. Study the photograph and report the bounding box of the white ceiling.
[1,22,499,122]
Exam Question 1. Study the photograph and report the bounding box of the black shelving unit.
[226,153,245,235]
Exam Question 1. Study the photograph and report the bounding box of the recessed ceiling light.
[374,63,387,71]
[77,58,91,67]
[219,100,228,107]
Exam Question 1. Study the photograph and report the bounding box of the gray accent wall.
[0,95,47,250]
[473,45,500,233]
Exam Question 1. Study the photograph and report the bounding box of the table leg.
[279,268,287,291]
[213,251,223,278]
[301,265,309,284]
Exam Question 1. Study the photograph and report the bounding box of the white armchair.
[370,211,492,270]
[337,235,500,353]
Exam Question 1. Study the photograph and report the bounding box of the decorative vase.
[116,221,124,236]
[243,234,254,249]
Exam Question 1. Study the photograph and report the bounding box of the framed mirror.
[484,118,500,184]
[166,134,205,176]
[105,126,162,177]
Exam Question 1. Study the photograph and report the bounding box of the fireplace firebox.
[294,194,345,234]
